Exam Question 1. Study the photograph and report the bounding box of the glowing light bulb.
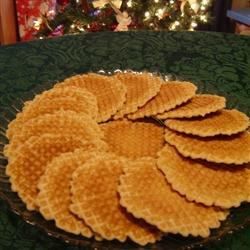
[127,0,132,7]
[158,8,164,14]
[175,21,180,26]
[154,0,159,2]
[33,18,42,30]
[170,0,174,4]
[145,11,150,18]
[191,21,197,28]
[71,24,75,29]
[200,15,207,22]
[78,27,85,31]
[170,23,176,30]
[156,8,164,19]
[202,0,209,5]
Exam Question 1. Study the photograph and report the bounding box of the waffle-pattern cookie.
[24,86,98,120]
[70,155,161,245]
[7,96,97,139]
[37,149,103,237]
[165,128,250,164]
[6,134,97,210]
[157,144,250,208]
[165,109,249,137]
[118,159,228,237]
[128,81,197,120]
[113,73,162,119]
[156,94,226,119]
[55,73,126,122]
[100,120,165,159]
[5,111,104,159]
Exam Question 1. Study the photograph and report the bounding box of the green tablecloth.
[0,31,250,250]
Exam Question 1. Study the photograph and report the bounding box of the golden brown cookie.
[118,159,228,237]
[6,96,97,139]
[55,73,127,122]
[23,86,98,120]
[6,134,100,210]
[157,144,250,208]
[100,120,165,159]
[156,94,226,119]
[37,149,104,237]
[70,155,161,245]
[128,81,197,119]
[5,110,104,159]
[165,109,249,137]
[164,128,250,164]
[113,73,162,119]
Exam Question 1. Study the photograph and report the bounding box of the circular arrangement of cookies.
[4,72,250,246]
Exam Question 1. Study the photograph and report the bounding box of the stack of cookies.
[3,72,250,246]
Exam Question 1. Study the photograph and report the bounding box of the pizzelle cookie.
[164,128,250,164]
[23,86,98,120]
[37,149,104,237]
[165,109,249,137]
[55,73,127,122]
[113,73,162,119]
[5,134,99,210]
[70,155,161,245]
[157,144,250,208]
[127,81,197,120]
[6,96,97,139]
[156,94,226,119]
[100,120,165,159]
[118,159,228,237]
[4,111,104,159]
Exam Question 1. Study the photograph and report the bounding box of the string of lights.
[36,0,213,38]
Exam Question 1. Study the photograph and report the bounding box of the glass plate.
[0,70,250,250]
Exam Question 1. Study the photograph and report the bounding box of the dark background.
[199,0,234,32]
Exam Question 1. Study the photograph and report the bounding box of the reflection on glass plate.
[0,70,249,250]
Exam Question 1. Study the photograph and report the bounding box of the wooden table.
[0,0,17,45]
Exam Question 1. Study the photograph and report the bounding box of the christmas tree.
[37,0,213,38]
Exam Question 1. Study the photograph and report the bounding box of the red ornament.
[110,23,117,31]
[89,22,101,32]
[128,20,138,29]
[57,0,69,5]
